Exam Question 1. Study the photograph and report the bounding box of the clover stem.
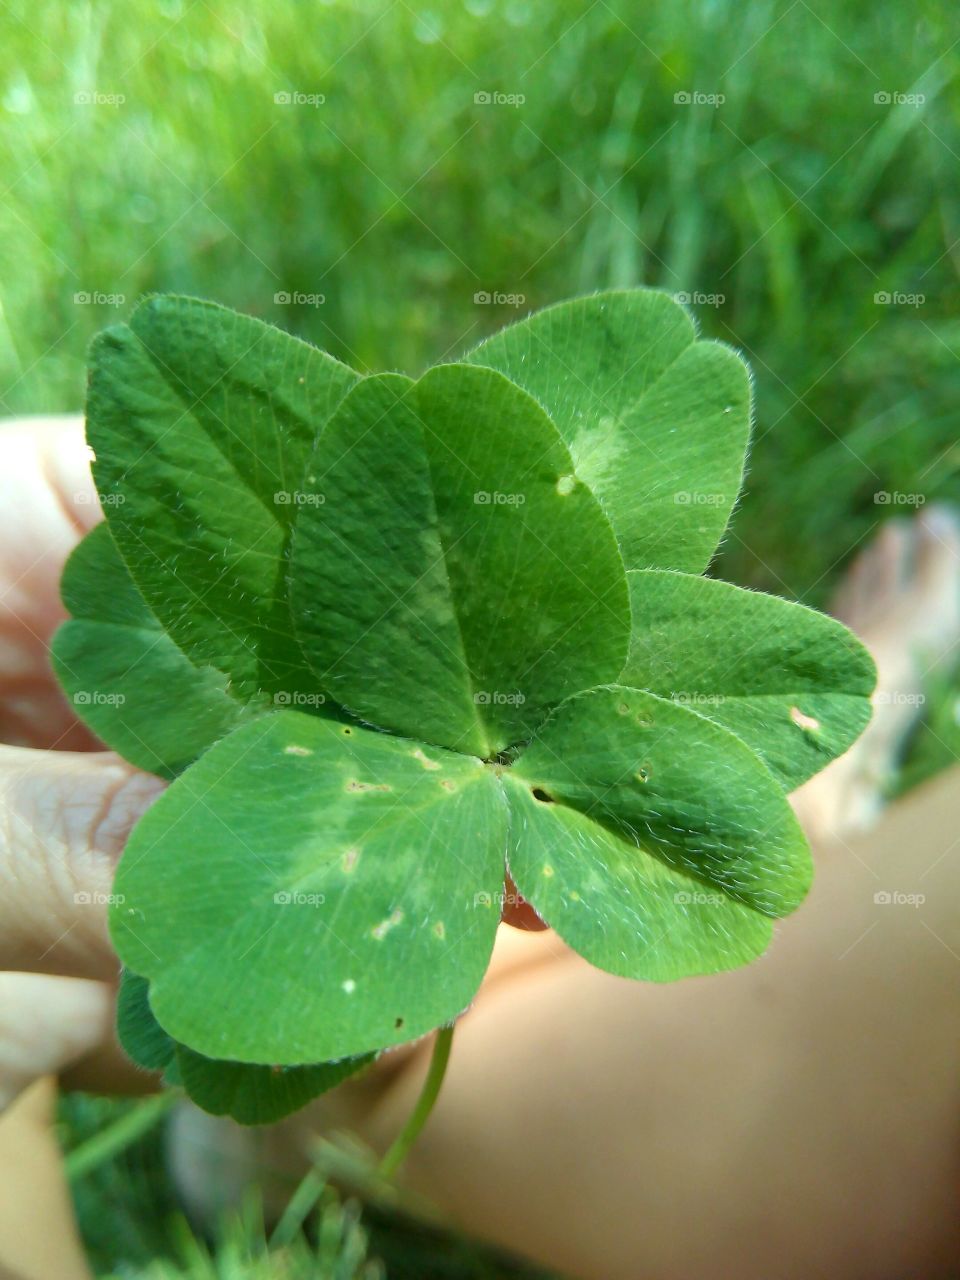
[378,1022,455,1178]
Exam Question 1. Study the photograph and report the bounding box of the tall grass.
[1,0,957,597]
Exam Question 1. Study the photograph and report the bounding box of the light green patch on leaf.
[86,295,358,700]
[622,570,877,789]
[465,289,751,573]
[502,686,811,981]
[116,969,175,1072]
[175,1045,375,1126]
[111,711,508,1063]
[52,524,259,777]
[289,363,630,757]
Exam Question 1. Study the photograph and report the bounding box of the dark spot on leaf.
[531,787,554,803]
[395,1017,404,1029]
[635,766,650,783]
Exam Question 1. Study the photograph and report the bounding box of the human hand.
[0,416,164,1108]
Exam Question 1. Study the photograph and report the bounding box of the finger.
[0,973,113,1112]
[0,415,101,749]
[0,746,164,979]
[0,1078,93,1280]
[0,973,156,1113]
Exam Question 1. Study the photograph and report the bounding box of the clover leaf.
[86,295,358,701]
[621,570,877,789]
[117,969,373,1124]
[466,289,751,573]
[289,364,631,756]
[112,712,508,1062]
[53,292,875,1128]
[52,523,261,777]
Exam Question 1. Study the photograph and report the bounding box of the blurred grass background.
[3,0,960,1274]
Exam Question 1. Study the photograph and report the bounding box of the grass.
[5,0,960,1274]
[1,0,958,600]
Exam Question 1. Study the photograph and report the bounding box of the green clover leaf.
[53,292,875,1122]
[465,289,751,572]
[289,364,631,757]
[86,294,358,701]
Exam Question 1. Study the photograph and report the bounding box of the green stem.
[64,1090,178,1181]
[378,1022,455,1179]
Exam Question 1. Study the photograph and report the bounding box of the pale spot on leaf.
[284,745,312,757]
[372,909,404,940]
[342,979,356,994]
[789,706,820,732]
[342,847,360,873]
[556,474,576,496]
[412,747,441,770]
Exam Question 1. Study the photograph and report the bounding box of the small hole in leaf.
[532,787,554,803]
[635,766,650,783]
[556,474,576,496]
[789,706,820,732]
[617,702,630,716]
[342,727,353,736]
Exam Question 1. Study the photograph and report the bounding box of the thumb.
[0,746,164,980]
